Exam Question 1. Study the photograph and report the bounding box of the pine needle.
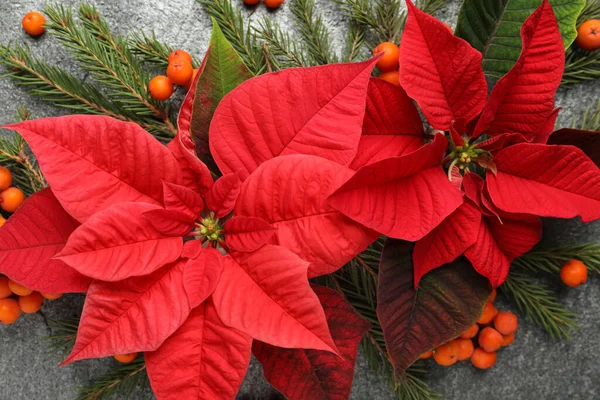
[572,100,600,131]
[290,0,338,65]
[75,357,148,400]
[562,1,600,86]
[43,317,80,356]
[513,243,600,275]
[254,18,308,69]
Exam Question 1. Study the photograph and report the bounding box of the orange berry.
[167,59,194,86]
[453,338,474,361]
[148,76,174,101]
[8,280,32,296]
[576,20,600,51]
[243,0,261,4]
[0,277,13,299]
[378,71,400,87]
[168,49,193,65]
[478,327,503,353]
[459,323,479,339]
[41,293,63,300]
[489,288,497,303]
[501,332,515,347]
[114,352,138,364]
[419,350,433,359]
[264,0,285,9]
[373,42,399,72]
[560,259,588,287]
[0,166,13,190]
[493,311,518,335]
[477,302,498,324]
[470,348,496,370]
[0,187,25,212]
[0,216,6,227]
[0,298,21,324]
[18,292,44,314]
[22,11,46,37]
[433,342,458,366]
[184,68,200,90]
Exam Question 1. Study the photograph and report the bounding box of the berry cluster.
[148,50,199,101]
[0,276,62,325]
[420,289,518,370]
[0,166,25,226]
[242,0,285,9]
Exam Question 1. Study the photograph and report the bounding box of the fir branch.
[196,0,265,75]
[578,0,600,25]
[254,18,308,69]
[500,269,579,340]
[343,22,368,62]
[75,357,148,400]
[572,100,600,131]
[513,243,600,275]
[43,3,176,138]
[290,0,338,65]
[43,317,79,356]
[129,31,174,67]
[416,0,446,16]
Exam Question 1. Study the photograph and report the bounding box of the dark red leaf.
[548,128,600,166]
[224,216,276,252]
[377,240,491,378]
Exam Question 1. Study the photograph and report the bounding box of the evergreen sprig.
[75,357,148,400]
[43,317,79,356]
[574,100,600,131]
[254,18,308,69]
[562,0,600,86]
[290,0,338,65]
[513,243,600,275]
[129,31,175,68]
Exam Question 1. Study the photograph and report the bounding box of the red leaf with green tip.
[473,0,564,139]
[253,285,371,400]
[399,0,487,130]
[548,128,600,166]
[55,202,183,282]
[209,59,378,180]
[235,155,378,277]
[145,300,252,400]
[4,115,182,223]
[211,246,337,353]
[377,240,491,378]
[486,143,600,222]
[61,262,190,365]
[224,216,276,252]
[328,134,463,241]
[0,189,91,293]
[350,78,424,170]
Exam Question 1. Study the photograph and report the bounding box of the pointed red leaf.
[145,300,252,400]
[0,189,91,293]
[377,240,491,378]
[349,78,424,170]
[548,128,600,166]
[533,108,560,144]
[162,181,203,220]
[399,0,487,130]
[224,216,276,252]
[181,239,203,259]
[182,247,223,308]
[473,0,564,139]
[449,119,466,147]
[209,59,378,180]
[4,115,182,223]
[212,246,337,353]
[236,155,378,277]
[206,172,241,218]
[61,262,190,365]
[476,132,528,153]
[142,208,195,237]
[413,201,481,288]
[253,285,371,400]
[465,213,541,287]
[329,134,463,240]
[56,202,183,281]
[486,143,600,222]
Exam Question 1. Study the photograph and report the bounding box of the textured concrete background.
[0,1,599,399]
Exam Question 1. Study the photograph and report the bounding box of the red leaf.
[473,0,564,139]
[486,143,600,222]
[235,155,378,277]
[56,202,183,282]
[399,0,487,130]
[476,132,528,153]
[4,115,182,223]
[465,213,541,287]
[206,172,241,218]
[377,240,491,378]
[224,216,276,252]
[548,128,600,166]
[142,208,195,237]
[212,246,337,353]
[0,189,91,293]
[533,108,560,144]
[413,201,481,288]
[61,262,190,365]
[328,134,463,240]
[253,285,371,400]
[349,78,424,170]
[162,181,203,220]
[182,247,223,308]
[450,119,466,147]
[462,171,484,207]
[209,59,378,180]
[145,300,251,400]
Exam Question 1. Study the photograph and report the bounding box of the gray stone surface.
[0,0,599,399]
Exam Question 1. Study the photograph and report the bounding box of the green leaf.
[455,0,586,83]
[377,240,491,378]
[190,18,253,165]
